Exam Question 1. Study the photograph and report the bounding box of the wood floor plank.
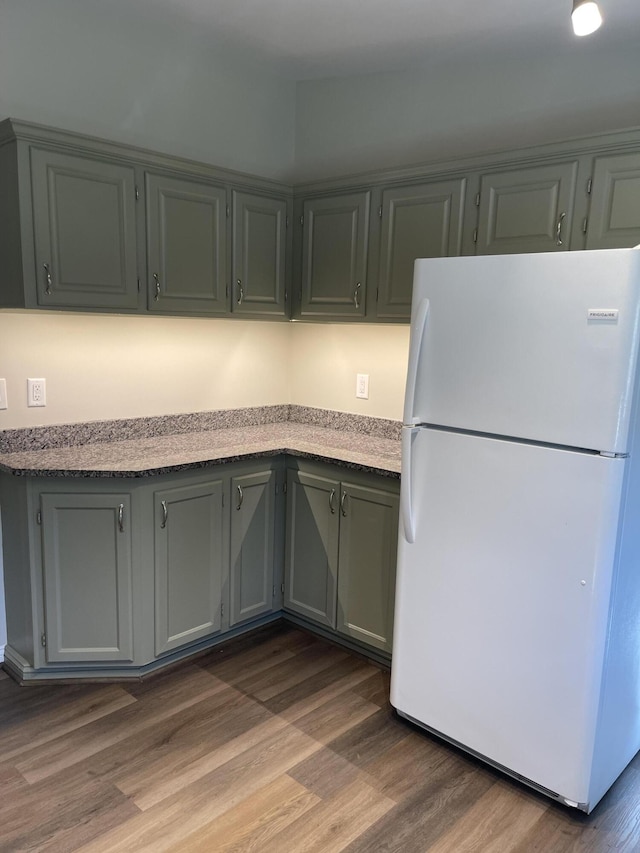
[288,743,367,800]
[288,688,381,744]
[234,642,351,702]
[166,774,320,853]
[0,684,136,762]
[350,668,392,708]
[76,725,322,853]
[257,777,396,853]
[324,706,409,770]
[424,778,549,852]
[13,666,227,783]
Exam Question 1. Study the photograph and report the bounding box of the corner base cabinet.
[284,461,399,655]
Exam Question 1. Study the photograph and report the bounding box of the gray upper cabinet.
[376,179,466,320]
[146,173,228,315]
[40,492,134,663]
[31,148,139,309]
[232,190,288,317]
[284,468,339,627]
[300,191,370,318]
[229,469,277,626]
[475,161,578,254]
[586,152,640,249]
[336,481,398,653]
[154,480,224,655]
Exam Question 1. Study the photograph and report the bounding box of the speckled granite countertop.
[0,407,402,478]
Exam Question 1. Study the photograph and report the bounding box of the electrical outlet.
[0,378,7,410]
[27,378,46,407]
[356,373,369,399]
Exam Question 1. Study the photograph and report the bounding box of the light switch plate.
[0,378,7,409]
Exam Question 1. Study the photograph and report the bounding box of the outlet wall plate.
[356,373,369,399]
[27,378,46,407]
[0,378,7,410]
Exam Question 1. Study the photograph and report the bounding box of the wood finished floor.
[1,623,640,853]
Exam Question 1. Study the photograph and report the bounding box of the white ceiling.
[122,0,640,78]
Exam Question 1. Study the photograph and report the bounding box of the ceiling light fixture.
[571,0,603,36]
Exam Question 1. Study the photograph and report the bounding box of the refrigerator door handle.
[403,298,430,426]
[401,428,418,543]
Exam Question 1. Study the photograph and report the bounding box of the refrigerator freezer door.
[391,427,625,805]
[406,249,640,453]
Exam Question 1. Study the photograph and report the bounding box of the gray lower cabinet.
[586,152,640,249]
[336,481,399,653]
[229,469,278,626]
[31,147,139,309]
[475,161,579,254]
[146,173,228,314]
[284,469,339,627]
[40,492,134,663]
[284,463,399,654]
[376,179,466,321]
[153,480,224,655]
[232,190,289,317]
[299,191,370,318]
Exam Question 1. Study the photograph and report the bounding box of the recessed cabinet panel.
[301,191,369,318]
[284,470,339,627]
[230,470,277,626]
[586,153,640,249]
[336,483,399,653]
[476,162,578,254]
[146,174,227,314]
[232,191,287,316]
[40,493,133,662]
[154,481,224,655]
[377,180,465,320]
[31,149,138,309]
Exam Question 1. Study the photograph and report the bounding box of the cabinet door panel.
[230,470,276,626]
[301,192,369,318]
[41,493,133,662]
[284,470,339,627]
[146,174,227,314]
[232,191,287,316]
[377,180,465,320]
[586,153,640,249]
[154,481,223,655]
[476,162,578,254]
[31,148,138,309]
[337,482,398,653]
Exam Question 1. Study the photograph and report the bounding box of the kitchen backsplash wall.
[0,312,410,430]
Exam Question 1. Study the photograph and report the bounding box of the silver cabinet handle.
[329,488,336,514]
[237,279,244,305]
[556,212,566,246]
[118,503,124,533]
[340,490,348,517]
[236,484,243,510]
[354,281,361,309]
[153,273,161,301]
[160,500,168,529]
[43,263,53,295]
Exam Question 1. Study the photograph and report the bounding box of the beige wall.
[0,313,410,430]
[289,323,409,421]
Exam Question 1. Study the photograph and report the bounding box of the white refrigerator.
[390,248,640,813]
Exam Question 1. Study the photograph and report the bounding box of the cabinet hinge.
[222,492,225,508]
[473,228,478,243]
[135,186,140,201]
[41,632,46,647]
[36,510,42,525]
[586,177,593,195]
[378,205,383,219]
[281,582,285,594]
[286,216,290,228]
[582,218,588,234]
[226,283,229,299]
[226,204,230,218]
[137,277,141,293]
[300,215,304,227]
[272,585,277,598]
[284,289,288,303]
[475,193,481,207]
[283,481,287,494]
[221,602,224,617]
